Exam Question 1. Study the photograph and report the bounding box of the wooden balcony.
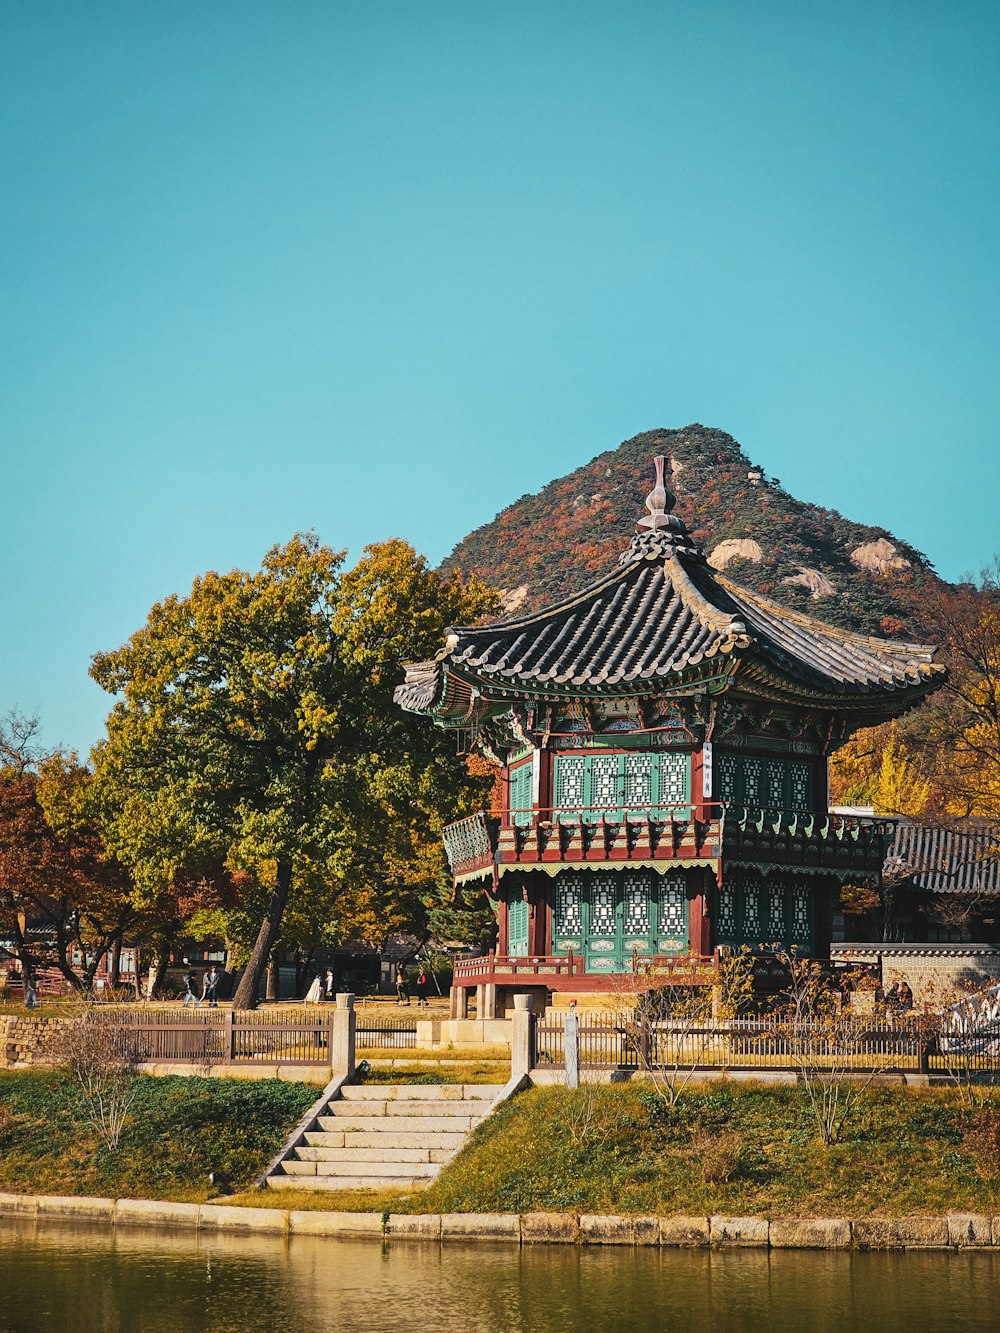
[443,806,894,882]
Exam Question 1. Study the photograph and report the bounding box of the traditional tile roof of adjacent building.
[395,456,946,723]
[891,822,1000,896]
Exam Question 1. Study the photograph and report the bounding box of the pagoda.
[396,458,947,1010]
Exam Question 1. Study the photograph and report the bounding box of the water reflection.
[0,1219,998,1333]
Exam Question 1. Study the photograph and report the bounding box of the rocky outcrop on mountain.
[441,426,941,638]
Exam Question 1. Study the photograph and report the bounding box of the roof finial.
[637,455,675,532]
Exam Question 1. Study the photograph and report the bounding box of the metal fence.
[534,1012,1000,1079]
[355,1014,418,1050]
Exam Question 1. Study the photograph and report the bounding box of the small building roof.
[891,822,1000,896]
[396,457,946,728]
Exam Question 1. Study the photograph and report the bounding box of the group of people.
[182,965,221,1007]
[304,969,337,1003]
[876,979,914,1015]
[395,963,430,1006]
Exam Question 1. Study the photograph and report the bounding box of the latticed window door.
[712,875,813,954]
[553,873,584,946]
[551,752,690,821]
[715,753,813,813]
[657,873,689,955]
[553,755,585,821]
[585,872,620,972]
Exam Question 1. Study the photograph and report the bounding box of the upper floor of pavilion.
[396,456,947,760]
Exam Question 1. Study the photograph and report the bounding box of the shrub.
[961,1107,1000,1180]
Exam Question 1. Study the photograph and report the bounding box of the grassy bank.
[407,1082,1000,1218]
[4,1072,1000,1219]
[0,1070,315,1201]
[234,1082,1000,1217]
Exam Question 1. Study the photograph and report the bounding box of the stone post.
[511,993,535,1080]
[331,992,356,1080]
[449,985,469,1020]
[564,1003,580,1089]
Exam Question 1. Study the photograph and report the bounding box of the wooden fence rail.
[98,1009,334,1065]
[96,1006,423,1062]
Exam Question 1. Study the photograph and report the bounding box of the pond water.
[1,1220,998,1333]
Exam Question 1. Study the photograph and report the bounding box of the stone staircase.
[267,1083,504,1192]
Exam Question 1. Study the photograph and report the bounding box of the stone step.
[339,1083,504,1101]
[280,1159,441,1180]
[318,1115,482,1135]
[295,1146,432,1163]
[304,1129,467,1151]
[324,1100,490,1118]
[268,1174,430,1193]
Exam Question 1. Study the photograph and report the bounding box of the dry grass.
[227,1186,411,1212]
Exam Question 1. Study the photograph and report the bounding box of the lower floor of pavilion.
[455,865,839,999]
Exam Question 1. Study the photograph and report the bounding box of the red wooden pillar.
[688,870,714,956]
[497,884,510,955]
[528,873,550,955]
[813,877,833,960]
[813,753,828,813]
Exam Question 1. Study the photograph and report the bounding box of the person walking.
[24,972,39,1010]
[182,967,201,1007]
[202,966,220,1007]
[395,963,410,1006]
[415,966,429,1008]
[324,968,335,1001]
[304,973,323,1003]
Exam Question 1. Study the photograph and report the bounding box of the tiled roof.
[395,457,946,718]
[892,822,1000,896]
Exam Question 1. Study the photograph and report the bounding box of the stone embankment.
[2,1194,1000,1249]
[0,1016,66,1069]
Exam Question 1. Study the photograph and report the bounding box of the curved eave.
[714,571,947,696]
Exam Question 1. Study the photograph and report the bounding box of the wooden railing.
[453,951,588,983]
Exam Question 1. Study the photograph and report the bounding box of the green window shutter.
[718,752,740,804]
[510,761,533,826]
[622,753,654,815]
[658,751,689,812]
[587,753,621,820]
[554,755,586,821]
[788,761,811,810]
[508,896,529,955]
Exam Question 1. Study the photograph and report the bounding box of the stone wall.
[833,944,1000,1003]
[0,1015,67,1069]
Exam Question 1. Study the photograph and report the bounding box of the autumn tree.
[91,535,497,1009]
[911,563,1000,821]
[829,723,929,817]
[0,716,142,990]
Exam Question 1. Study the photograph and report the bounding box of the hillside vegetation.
[443,426,941,639]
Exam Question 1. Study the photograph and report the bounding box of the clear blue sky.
[3,1,998,756]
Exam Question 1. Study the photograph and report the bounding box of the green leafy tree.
[91,535,497,1008]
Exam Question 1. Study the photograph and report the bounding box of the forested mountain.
[442,425,942,639]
